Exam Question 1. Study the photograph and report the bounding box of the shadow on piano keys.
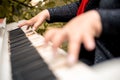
[0,20,120,80]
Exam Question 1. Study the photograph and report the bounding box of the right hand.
[18,9,50,30]
[44,10,102,65]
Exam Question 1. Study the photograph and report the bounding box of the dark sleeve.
[97,9,120,37]
[47,1,80,23]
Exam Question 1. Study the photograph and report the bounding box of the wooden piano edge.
[0,20,12,80]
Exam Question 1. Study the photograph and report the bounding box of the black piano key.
[12,72,24,80]
[12,63,56,80]
[10,38,30,48]
[12,59,46,73]
[12,59,54,80]
[9,28,26,40]
[10,41,31,54]
[12,52,42,69]
[42,75,57,80]
[10,35,27,44]
[22,66,55,80]
[11,46,34,57]
[9,33,26,41]
[11,48,41,61]
[9,28,24,36]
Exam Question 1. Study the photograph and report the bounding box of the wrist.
[93,10,102,37]
[87,10,102,37]
[43,9,50,21]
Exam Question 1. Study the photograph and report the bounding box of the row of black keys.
[9,28,56,80]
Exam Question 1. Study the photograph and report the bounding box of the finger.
[52,29,67,49]
[18,20,29,27]
[83,34,95,51]
[51,30,66,56]
[68,38,81,65]
[26,25,30,30]
[26,24,34,30]
[32,21,42,31]
[44,28,58,43]
[19,18,36,26]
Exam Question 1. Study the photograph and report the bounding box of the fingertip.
[44,30,53,43]
[33,21,42,31]
[18,24,22,28]
[85,39,95,51]
[32,27,36,31]
[18,22,26,28]
[67,40,80,65]
[32,26,37,31]
[83,34,96,51]
[44,37,49,45]
[67,55,77,66]
[44,31,49,41]
[88,42,95,51]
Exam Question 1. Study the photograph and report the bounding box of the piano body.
[0,19,120,80]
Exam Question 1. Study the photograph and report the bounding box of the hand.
[18,9,50,30]
[44,10,102,65]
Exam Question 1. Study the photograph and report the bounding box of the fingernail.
[67,55,76,65]
[18,24,20,27]
[33,27,36,31]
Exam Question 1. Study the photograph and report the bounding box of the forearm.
[47,1,80,23]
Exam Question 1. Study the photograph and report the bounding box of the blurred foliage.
[0,0,78,23]
[0,0,78,51]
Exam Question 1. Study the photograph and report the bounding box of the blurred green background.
[0,0,78,51]
[0,0,78,33]
[0,0,78,23]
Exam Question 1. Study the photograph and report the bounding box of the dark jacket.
[47,0,120,64]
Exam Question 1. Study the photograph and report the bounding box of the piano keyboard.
[9,28,56,80]
[1,20,120,80]
[4,20,98,80]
